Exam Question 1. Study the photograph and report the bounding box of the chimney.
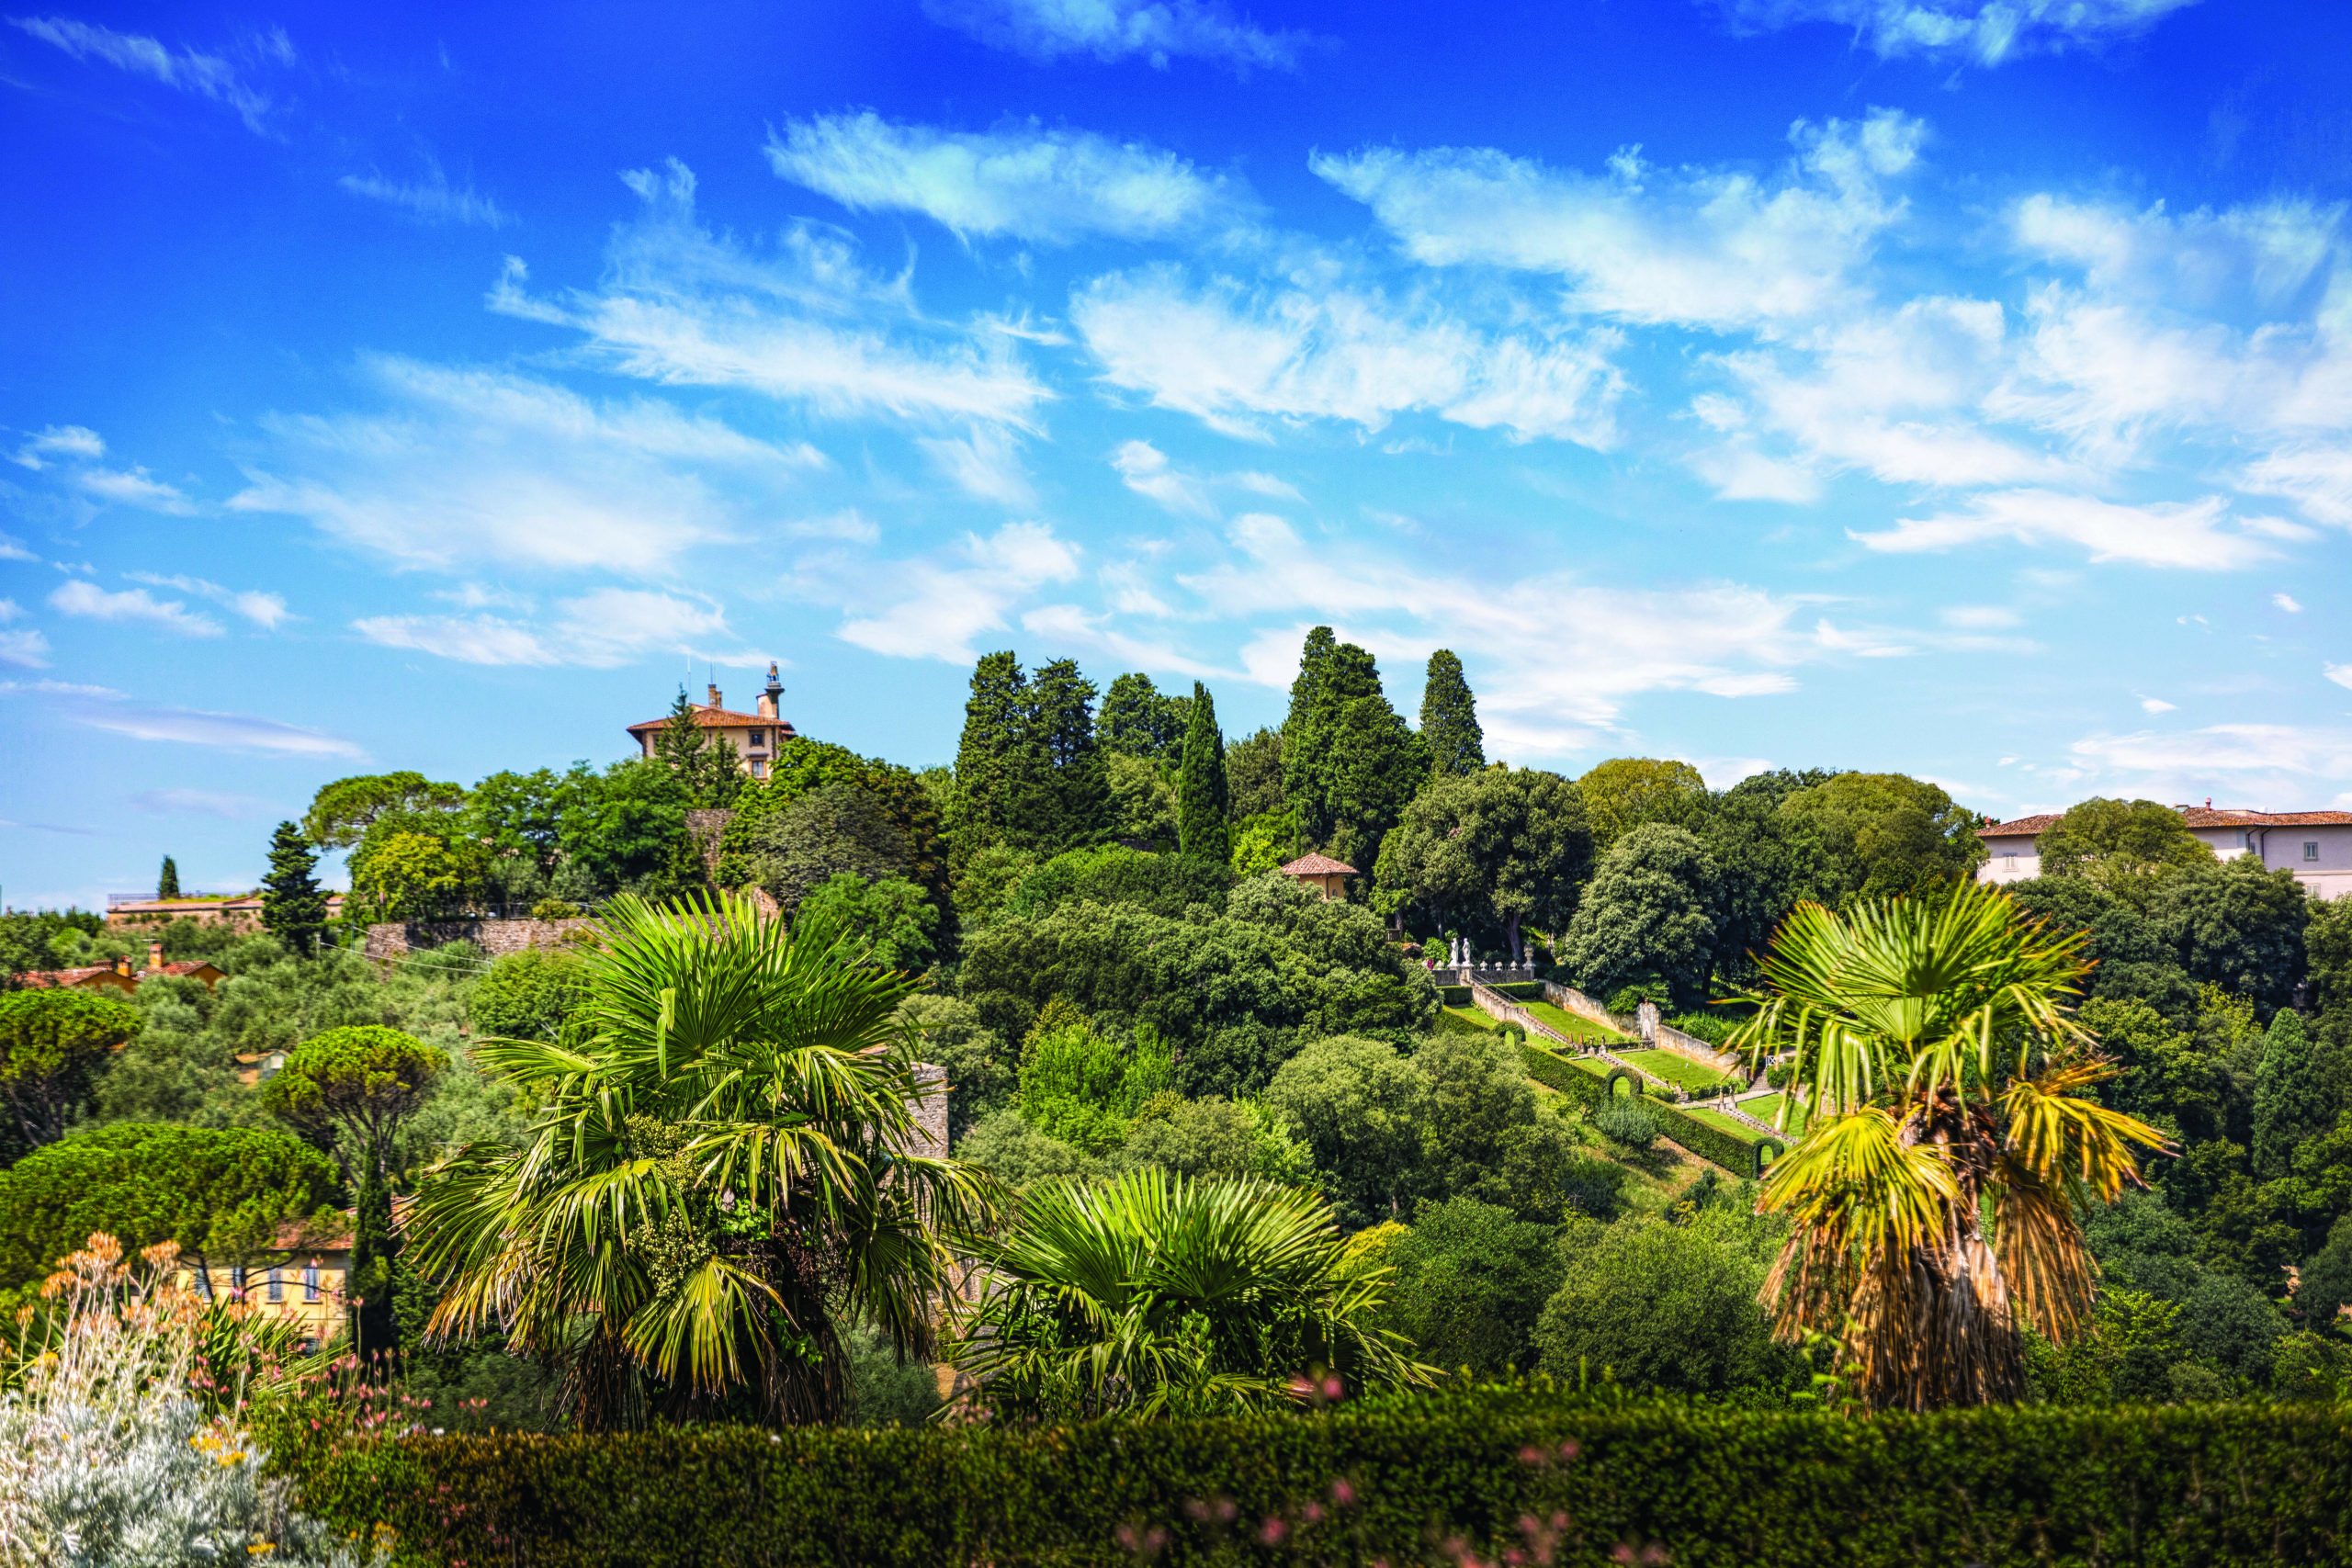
[112,954,133,977]
[707,682,723,709]
[148,940,164,972]
[757,661,782,719]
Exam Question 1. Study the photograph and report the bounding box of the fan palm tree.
[405,891,996,1427]
[1729,882,2167,1410]
[945,1170,1430,1421]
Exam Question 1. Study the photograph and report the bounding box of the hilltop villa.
[1979,804,2352,901]
[626,664,796,781]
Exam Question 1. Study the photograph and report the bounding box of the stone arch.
[1603,1067,1645,1099]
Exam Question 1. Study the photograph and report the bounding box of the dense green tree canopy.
[1374,766,1590,961]
[1105,750,1178,848]
[1096,671,1189,761]
[1222,727,1285,821]
[260,820,331,958]
[470,949,594,1049]
[0,1122,340,1285]
[1560,824,1717,1005]
[796,874,939,972]
[1281,629,1424,872]
[304,771,465,850]
[1380,1196,1565,1375]
[1576,758,1708,853]
[1534,1213,1793,1395]
[553,761,703,903]
[262,1023,450,1175]
[0,987,140,1156]
[2038,798,2216,896]
[1778,771,1986,905]
[2152,856,2311,1014]
[1002,845,1229,922]
[1696,768,1836,983]
[737,783,915,912]
[1266,1034,1430,1226]
[1417,649,1485,779]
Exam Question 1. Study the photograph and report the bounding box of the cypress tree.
[156,855,180,899]
[1099,672,1187,761]
[1029,658,1113,851]
[653,687,741,808]
[1281,626,1339,836]
[955,651,1035,861]
[1177,682,1229,864]
[260,820,330,958]
[1419,649,1485,777]
[2253,1008,2327,1180]
[349,1168,398,1359]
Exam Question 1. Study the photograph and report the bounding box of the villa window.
[748,728,766,749]
[2309,841,2323,863]
[266,1269,283,1303]
[231,1264,246,1295]
[303,1263,321,1302]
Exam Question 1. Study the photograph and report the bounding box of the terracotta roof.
[14,964,129,989]
[625,703,797,738]
[153,961,223,980]
[2179,807,2352,829]
[1279,852,1358,877]
[1979,814,2061,839]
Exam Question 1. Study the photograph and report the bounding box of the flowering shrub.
[0,1234,388,1567]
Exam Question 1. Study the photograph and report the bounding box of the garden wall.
[279,1399,2352,1567]
[362,917,593,963]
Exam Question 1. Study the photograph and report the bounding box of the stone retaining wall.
[363,917,594,962]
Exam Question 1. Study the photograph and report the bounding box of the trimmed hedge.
[1649,1099,1781,1178]
[1521,1043,1609,1108]
[276,1399,2352,1566]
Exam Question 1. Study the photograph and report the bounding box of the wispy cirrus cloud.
[0,600,50,669]
[75,704,363,759]
[1072,264,1623,445]
[49,579,223,637]
[1317,108,1925,331]
[8,423,196,513]
[126,573,290,629]
[1710,0,2199,66]
[7,14,291,131]
[340,163,512,229]
[231,355,820,574]
[488,159,1050,429]
[354,587,752,668]
[129,786,270,818]
[766,112,1244,243]
[1850,490,2290,569]
[921,0,1306,71]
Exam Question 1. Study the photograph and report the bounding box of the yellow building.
[174,1211,359,1349]
[625,665,796,781]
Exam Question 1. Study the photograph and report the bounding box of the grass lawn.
[1619,1048,1741,1095]
[1442,1005,1501,1032]
[1521,999,1626,1043]
[1680,1106,1775,1145]
[1740,1092,1810,1136]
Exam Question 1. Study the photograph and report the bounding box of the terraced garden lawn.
[1619,1048,1743,1095]
[1442,1006,1501,1032]
[1680,1105,1776,1145]
[1740,1092,1810,1136]
[1521,999,1626,1043]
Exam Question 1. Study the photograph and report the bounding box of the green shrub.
[273,1399,2352,1568]
[1517,1043,1608,1109]
[1592,1098,1660,1150]
[1648,1100,1781,1179]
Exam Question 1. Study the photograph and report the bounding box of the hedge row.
[1646,1096,1782,1178]
[276,1399,2352,1566]
[1521,1042,1609,1108]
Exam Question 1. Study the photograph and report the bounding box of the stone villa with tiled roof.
[1278,852,1357,901]
[626,664,797,781]
[1979,804,2352,900]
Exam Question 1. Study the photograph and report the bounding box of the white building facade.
[1978,806,2352,900]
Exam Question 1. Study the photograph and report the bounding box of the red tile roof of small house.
[1978,815,2061,839]
[1279,852,1358,877]
[625,703,797,738]
[1981,807,2352,840]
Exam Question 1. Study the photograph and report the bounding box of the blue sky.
[5,0,2351,907]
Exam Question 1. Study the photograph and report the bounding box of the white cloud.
[74,466,196,513]
[1940,604,2020,630]
[1019,602,1227,678]
[0,677,127,698]
[1111,440,1211,515]
[488,160,1050,429]
[75,704,364,759]
[2327,665,2352,693]
[1715,0,2200,65]
[2013,193,2338,310]
[10,424,105,469]
[129,787,268,818]
[340,165,512,229]
[0,606,49,667]
[49,580,223,637]
[354,587,741,668]
[0,531,32,562]
[2140,695,2177,714]
[1315,108,1923,330]
[919,426,1037,506]
[126,573,290,628]
[1851,490,2280,569]
[1184,512,1822,744]
[1072,265,1623,445]
[837,520,1081,661]
[8,15,279,130]
[766,112,1241,243]
[2273,592,2304,614]
[2067,722,2352,796]
[231,356,816,574]
[921,0,1305,70]
[2241,446,2352,528]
